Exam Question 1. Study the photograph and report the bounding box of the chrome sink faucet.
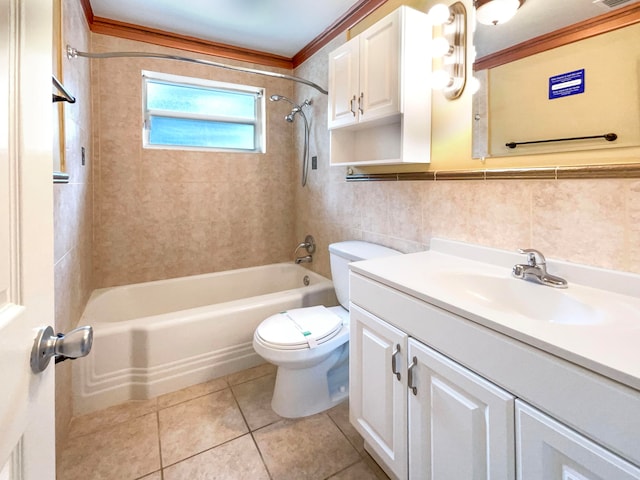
[512,248,568,288]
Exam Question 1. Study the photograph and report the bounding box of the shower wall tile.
[92,34,296,287]
[55,0,94,456]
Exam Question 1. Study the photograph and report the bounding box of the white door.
[516,400,640,480]
[0,0,56,478]
[327,36,359,129]
[358,8,400,123]
[408,339,516,480]
[349,304,407,480]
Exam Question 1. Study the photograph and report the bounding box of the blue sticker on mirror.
[549,69,585,99]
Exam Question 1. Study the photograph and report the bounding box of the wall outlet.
[311,156,317,170]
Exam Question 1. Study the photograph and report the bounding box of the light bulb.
[476,0,520,25]
[468,76,481,94]
[431,37,451,57]
[431,69,452,90]
[428,3,451,25]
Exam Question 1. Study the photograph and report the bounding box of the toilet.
[252,241,401,418]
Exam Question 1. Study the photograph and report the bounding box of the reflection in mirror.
[472,1,640,159]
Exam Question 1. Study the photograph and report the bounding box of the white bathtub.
[73,263,337,415]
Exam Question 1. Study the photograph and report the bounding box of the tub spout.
[295,255,313,264]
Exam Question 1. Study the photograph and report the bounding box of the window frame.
[142,70,266,153]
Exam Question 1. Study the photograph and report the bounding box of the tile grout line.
[228,384,275,480]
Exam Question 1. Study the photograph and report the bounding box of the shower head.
[269,94,296,106]
[285,106,302,123]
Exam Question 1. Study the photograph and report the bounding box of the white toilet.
[252,241,401,418]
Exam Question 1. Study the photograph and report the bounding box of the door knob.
[30,325,93,373]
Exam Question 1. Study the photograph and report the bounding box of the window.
[142,71,265,152]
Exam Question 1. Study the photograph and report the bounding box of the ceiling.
[89,0,639,60]
[475,0,639,58]
[89,0,362,58]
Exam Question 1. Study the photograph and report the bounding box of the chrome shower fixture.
[269,95,311,123]
[270,94,312,187]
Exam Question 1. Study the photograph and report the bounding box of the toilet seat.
[255,305,343,350]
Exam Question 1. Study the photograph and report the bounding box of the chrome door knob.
[31,325,93,373]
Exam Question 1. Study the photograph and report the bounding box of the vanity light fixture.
[428,2,467,100]
[474,0,524,26]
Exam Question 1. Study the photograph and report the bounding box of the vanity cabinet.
[516,401,640,480]
[349,270,640,480]
[328,6,431,166]
[350,303,515,480]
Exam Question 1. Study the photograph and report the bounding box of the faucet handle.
[518,248,546,266]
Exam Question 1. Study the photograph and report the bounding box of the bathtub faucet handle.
[293,235,316,257]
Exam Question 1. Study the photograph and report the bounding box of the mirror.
[472,0,640,159]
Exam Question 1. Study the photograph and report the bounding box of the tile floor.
[57,363,390,480]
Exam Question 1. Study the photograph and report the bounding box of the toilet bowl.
[252,241,401,418]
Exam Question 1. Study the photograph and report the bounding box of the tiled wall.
[54,0,94,453]
[292,36,640,280]
[91,36,298,287]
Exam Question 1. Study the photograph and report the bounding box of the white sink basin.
[438,272,604,325]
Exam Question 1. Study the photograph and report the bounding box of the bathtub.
[73,263,337,415]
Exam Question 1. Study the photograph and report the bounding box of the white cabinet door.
[328,37,359,129]
[358,8,400,123]
[408,340,516,480]
[349,304,407,480]
[516,400,640,480]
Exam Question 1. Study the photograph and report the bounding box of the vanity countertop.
[349,238,640,392]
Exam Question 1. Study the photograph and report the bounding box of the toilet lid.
[256,305,343,350]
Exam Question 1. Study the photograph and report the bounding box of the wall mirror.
[472,0,640,159]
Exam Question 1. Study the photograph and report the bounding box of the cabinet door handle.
[358,92,364,115]
[391,344,401,381]
[408,356,418,396]
[350,95,356,116]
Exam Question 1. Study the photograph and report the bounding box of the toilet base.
[271,343,349,418]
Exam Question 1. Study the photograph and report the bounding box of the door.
[408,339,516,480]
[327,37,359,129]
[516,400,640,480]
[358,8,400,123]
[0,0,56,478]
[349,304,407,480]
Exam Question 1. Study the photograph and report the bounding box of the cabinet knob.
[350,95,357,116]
[358,92,364,115]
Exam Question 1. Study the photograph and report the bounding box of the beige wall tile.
[92,35,296,287]
[531,180,627,269]
[55,0,94,455]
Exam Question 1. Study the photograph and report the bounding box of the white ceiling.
[89,0,639,60]
[89,0,361,58]
[475,0,639,58]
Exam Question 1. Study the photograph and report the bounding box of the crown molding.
[293,0,388,68]
[78,0,388,70]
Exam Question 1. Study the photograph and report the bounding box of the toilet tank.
[328,241,402,309]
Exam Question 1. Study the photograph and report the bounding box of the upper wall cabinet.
[328,6,431,167]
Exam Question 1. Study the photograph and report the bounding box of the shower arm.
[66,46,329,95]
